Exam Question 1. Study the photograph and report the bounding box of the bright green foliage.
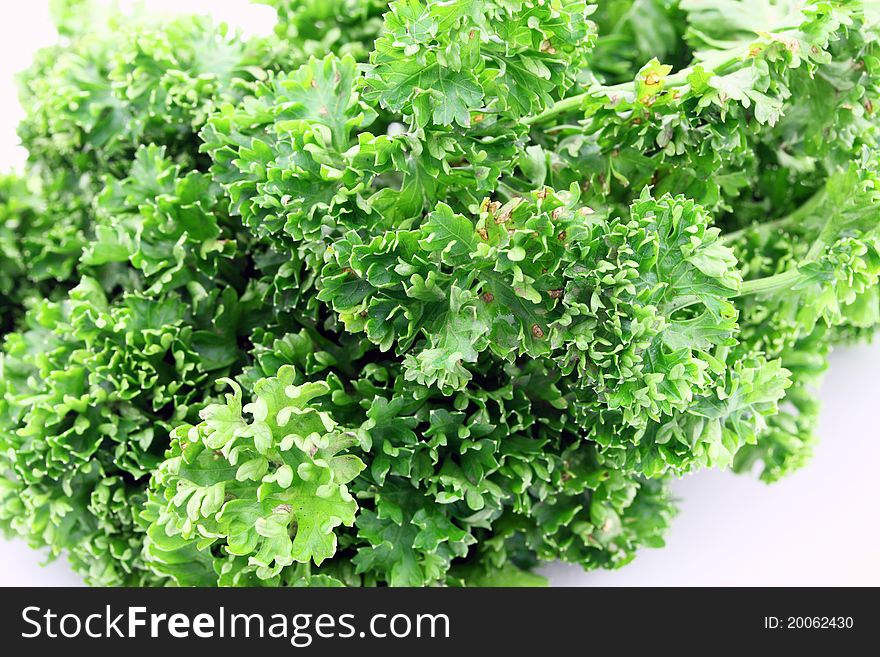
[201,55,384,261]
[145,367,365,584]
[366,0,596,126]
[1,0,879,587]
[82,145,241,294]
[0,7,269,585]
[18,11,268,179]
[0,276,250,583]
[0,173,86,323]
[0,175,42,327]
[260,0,388,67]
[320,188,742,405]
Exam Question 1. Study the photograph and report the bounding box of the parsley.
[1,0,878,586]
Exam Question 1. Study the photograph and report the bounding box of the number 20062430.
[764,617,854,630]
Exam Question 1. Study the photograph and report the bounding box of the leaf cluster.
[1,0,878,586]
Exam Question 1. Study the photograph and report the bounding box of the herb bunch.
[1,0,877,586]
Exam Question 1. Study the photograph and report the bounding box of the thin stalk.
[524,50,745,127]
[522,69,690,126]
[739,268,803,297]
[722,215,792,243]
[735,192,836,297]
[723,189,827,243]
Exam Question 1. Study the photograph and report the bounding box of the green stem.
[807,225,835,261]
[524,69,696,126]
[735,189,838,297]
[723,189,827,242]
[522,92,588,127]
[723,216,789,243]
[524,53,742,127]
[739,268,803,297]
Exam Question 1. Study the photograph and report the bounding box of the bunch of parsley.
[0,0,877,586]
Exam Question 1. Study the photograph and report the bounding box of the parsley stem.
[525,41,762,127]
[739,268,802,296]
[523,68,694,126]
[522,68,693,125]
[735,194,834,297]
[723,189,827,242]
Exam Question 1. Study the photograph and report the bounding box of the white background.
[0,1,877,587]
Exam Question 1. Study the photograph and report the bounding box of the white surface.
[1,1,878,587]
